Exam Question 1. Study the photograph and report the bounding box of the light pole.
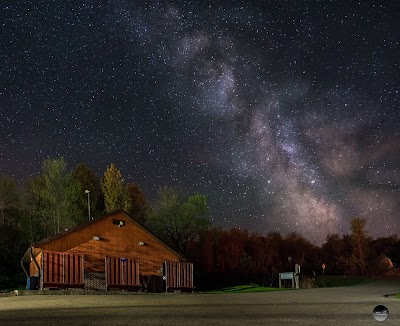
[85,190,91,221]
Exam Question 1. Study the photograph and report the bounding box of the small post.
[105,257,108,292]
[121,258,126,290]
[137,259,140,287]
[191,263,194,291]
[62,254,65,284]
[292,272,294,289]
[40,251,44,290]
[82,255,85,287]
[164,261,168,293]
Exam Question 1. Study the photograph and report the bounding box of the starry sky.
[1,1,399,244]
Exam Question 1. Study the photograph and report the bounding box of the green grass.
[0,273,27,292]
[315,275,374,288]
[206,284,290,294]
[205,276,374,293]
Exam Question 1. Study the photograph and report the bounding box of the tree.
[350,217,369,275]
[323,234,344,258]
[25,176,48,241]
[0,223,28,274]
[72,163,103,220]
[147,187,210,256]
[283,232,316,272]
[321,233,351,275]
[0,174,20,223]
[126,182,149,223]
[0,175,30,274]
[265,231,283,274]
[31,157,81,236]
[218,228,249,272]
[102,163,129,213]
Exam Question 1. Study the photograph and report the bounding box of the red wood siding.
[165,261,194,291]
[42,250,84,288]
[106,257,140,290]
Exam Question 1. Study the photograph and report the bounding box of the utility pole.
[85,190,91,221]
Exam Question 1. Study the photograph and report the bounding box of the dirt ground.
[0,280,399,326]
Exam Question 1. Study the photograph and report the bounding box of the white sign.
[280,272,294,280]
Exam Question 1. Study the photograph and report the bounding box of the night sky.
[1,1,399,244]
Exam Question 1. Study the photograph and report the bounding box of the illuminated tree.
[102,163,128,213]
[31,157,81,235]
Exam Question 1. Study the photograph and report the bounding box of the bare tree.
[350,218,369,275]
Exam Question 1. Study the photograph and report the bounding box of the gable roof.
[33,209,186,261]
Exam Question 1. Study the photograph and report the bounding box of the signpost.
[279,262,302,289]
[279,272,295,289]
[294,263,300,289]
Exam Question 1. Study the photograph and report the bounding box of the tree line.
[0,157,398,281]
[190,219,399,288]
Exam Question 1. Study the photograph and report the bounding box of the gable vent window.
[113,219,125,227]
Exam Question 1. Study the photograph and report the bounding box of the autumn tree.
[126,182,149,223]
[219,228,249,272]
[147,187,210,256]
[101,163,129,213]
[370,235,399,263]
[246,233,271,274]
[30,157,81,236]
[196,228,219,273]
[265,231,283,275]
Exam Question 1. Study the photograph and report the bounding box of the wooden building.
[22,210,194,292]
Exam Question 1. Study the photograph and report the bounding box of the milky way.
[1,1,399,243]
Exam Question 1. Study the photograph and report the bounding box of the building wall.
[34,211,182,276]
